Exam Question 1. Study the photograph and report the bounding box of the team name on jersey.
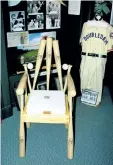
[83,32,108,45]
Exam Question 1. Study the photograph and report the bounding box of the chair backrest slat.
[63,65,72,93]
[53,40,63,90]
[24,38,64,91]
[23,64,32,92]
[32,39,46,90]
[46,38,52,90]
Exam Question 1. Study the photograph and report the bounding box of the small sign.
[81,89,98,105]
[7,31,29,47]
[68,0,81,15]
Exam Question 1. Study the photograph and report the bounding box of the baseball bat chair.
[16,37,76,159]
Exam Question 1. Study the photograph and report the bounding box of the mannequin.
[79,16,113,106]
[94,14,103,21]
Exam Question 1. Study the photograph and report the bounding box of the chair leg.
[67,118,74,159]
[26,122,30,128]
[19,120,25,157]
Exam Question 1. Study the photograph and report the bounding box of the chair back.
[23,38,64,92]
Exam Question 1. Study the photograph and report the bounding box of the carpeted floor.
[1,87,113,165]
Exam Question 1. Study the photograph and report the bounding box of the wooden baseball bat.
[16,73,28,96]
[46,37,52,90]
[67,96,73,159]
[53,40,63,90]
[19,94,25,157]
[67,74,76,159]
[19,119,25,157]
[23,64,32,92]
[63,65,72,93]
[25,88,30,128]
[32,39,46,90]
[67,74,76,97]
[16,64,56,75]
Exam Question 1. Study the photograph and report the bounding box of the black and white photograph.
[27,14,44,30]
[37,81,46,90]
[46,14,60,29]
[46,1,61,29]
[55,76,66,90]
[27,0,44,14]
[46,1,60,15]
[10,11,25,32]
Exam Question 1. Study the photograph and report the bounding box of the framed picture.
[9,11,25,32]
[27,1,44,30]
[7,31,29,48]
[37,81,46,90]
[27,13,44,30]
[46,1,61,29]
[54,76,66,90]
[27,1,44,14]
[36,75,60,90]
[17,31,56,63]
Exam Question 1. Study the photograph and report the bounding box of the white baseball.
[27,63,33,70]
[62,64,68,70]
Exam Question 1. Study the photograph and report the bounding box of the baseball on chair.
[62,64,69,70]
[27,63,33,70]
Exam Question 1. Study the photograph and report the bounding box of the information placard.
[81,89,98,105]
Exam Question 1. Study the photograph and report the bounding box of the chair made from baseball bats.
[16,37,76,159]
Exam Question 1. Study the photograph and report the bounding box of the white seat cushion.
[26,90,66,115]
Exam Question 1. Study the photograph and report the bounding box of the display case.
[2,1,112,116]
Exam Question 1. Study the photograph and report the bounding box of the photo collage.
[9,0,61,32]
[7,0,60,66]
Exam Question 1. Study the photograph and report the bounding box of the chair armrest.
[16,73,28,96]
[67,74,76,97]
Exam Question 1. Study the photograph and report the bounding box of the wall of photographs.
[2,0,62,75]
[8,0,61,32]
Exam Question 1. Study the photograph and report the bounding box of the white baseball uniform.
[80,20,113,106]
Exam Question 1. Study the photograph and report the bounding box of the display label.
[81,89,98,105]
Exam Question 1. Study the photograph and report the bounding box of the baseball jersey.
[80,20,113,54]
[79,20,113,106]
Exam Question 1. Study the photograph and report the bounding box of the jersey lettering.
[110,32,113,39]
[83,32,108,45]
[98,33,100,38]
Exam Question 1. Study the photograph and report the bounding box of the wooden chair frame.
[16,38,76,159]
